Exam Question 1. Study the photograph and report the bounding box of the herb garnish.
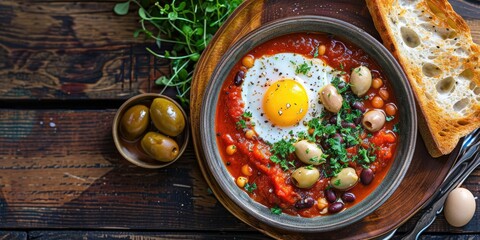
[270,139,296,171]
[244,183,257,193]
[295,62,311,75]
[236,111,254,130]
[271,206,282,215]
[358,147,376,167]
[114,0,242,106]
[393,123,400,133]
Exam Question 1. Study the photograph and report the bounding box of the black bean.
[329,115,337,124]
[321,140,330,150]
[325,189,337,203]
[333,133,344,144]
[337,81,346,90]
[352,101,366,113]
[341,121,356,129]
[234,70,245,86]
[360,168,375,185]
[328,202,344,213]
[354,116,362,125]
[294,197,315,209]
[341,192,356,202]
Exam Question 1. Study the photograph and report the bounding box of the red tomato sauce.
[215,33,399,217]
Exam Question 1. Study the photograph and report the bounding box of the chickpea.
[318,44,326,56]
[319,84,343,113]
[291,166,320,189]
[331,167,359,190]
[236,176,248,188]
[320,207,328,215]
[245,129,255,139]
[385,103,397,116]
[241,164,253,176]
[317,197,328,210]
[350,66,372,96]
[371,96,384,108]
[372,78,383,89]
[294,140,325,165]
[362,110,386,132]
[242,55,255,68]
[226,144,237,155]
[379,88,390,100]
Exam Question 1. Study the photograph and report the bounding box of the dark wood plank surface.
[0,0,478,239]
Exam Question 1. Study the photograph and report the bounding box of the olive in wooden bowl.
[112,93,189,168]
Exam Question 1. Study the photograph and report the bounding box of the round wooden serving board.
[190,1,458,239]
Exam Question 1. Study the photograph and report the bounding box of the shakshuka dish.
[215,33,399,217]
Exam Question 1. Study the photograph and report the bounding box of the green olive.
[294,140,325,165]
[331,167,359,190]
[350,66,372,96]
[362,110,386,132]
[150,98,186,137]
[120,104,149,141]
[319,84,343,113]
[291,166,320,189]
[141,131,180,162]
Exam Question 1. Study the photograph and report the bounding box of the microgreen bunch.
[114,0,242,106]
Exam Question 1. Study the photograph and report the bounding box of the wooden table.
[0,0,478,239]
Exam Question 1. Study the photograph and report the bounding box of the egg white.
[241,53,340,144]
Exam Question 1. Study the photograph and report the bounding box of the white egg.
[444,187,476,227]
[241,53,340,144]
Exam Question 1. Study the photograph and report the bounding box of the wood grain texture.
[0,232,26,240]
[0,109,252,230]
[5,231,480,240]
[25,231,480,240]
[0,0,477,239]
[0,0,169,99]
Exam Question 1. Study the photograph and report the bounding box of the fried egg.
[241,53,341,144]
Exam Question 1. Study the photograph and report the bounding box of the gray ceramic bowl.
[200,16,417,232]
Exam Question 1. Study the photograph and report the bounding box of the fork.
[401,128,480,240]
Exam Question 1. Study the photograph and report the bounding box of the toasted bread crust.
[366,0,480,157]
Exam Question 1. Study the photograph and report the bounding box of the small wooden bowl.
[112,93,189,169]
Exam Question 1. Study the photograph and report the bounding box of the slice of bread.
[366,0,480,157]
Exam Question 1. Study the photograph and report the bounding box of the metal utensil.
[401,128,480,240]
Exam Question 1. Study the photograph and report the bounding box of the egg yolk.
[262,79,309,127]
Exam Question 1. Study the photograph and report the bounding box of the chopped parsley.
[270,206,282,215]
[236,119,247,129]
[358,147,377,168]
[334,179,341,186]
[386,116,395,122]
[271,139,296,158]
[236,111,253,130]
[393,123,400,133]
[244,183,257,193]
[308,155,327,165]
[242,111,252,118]
[295,62,311,75]
[270,139,296,171]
